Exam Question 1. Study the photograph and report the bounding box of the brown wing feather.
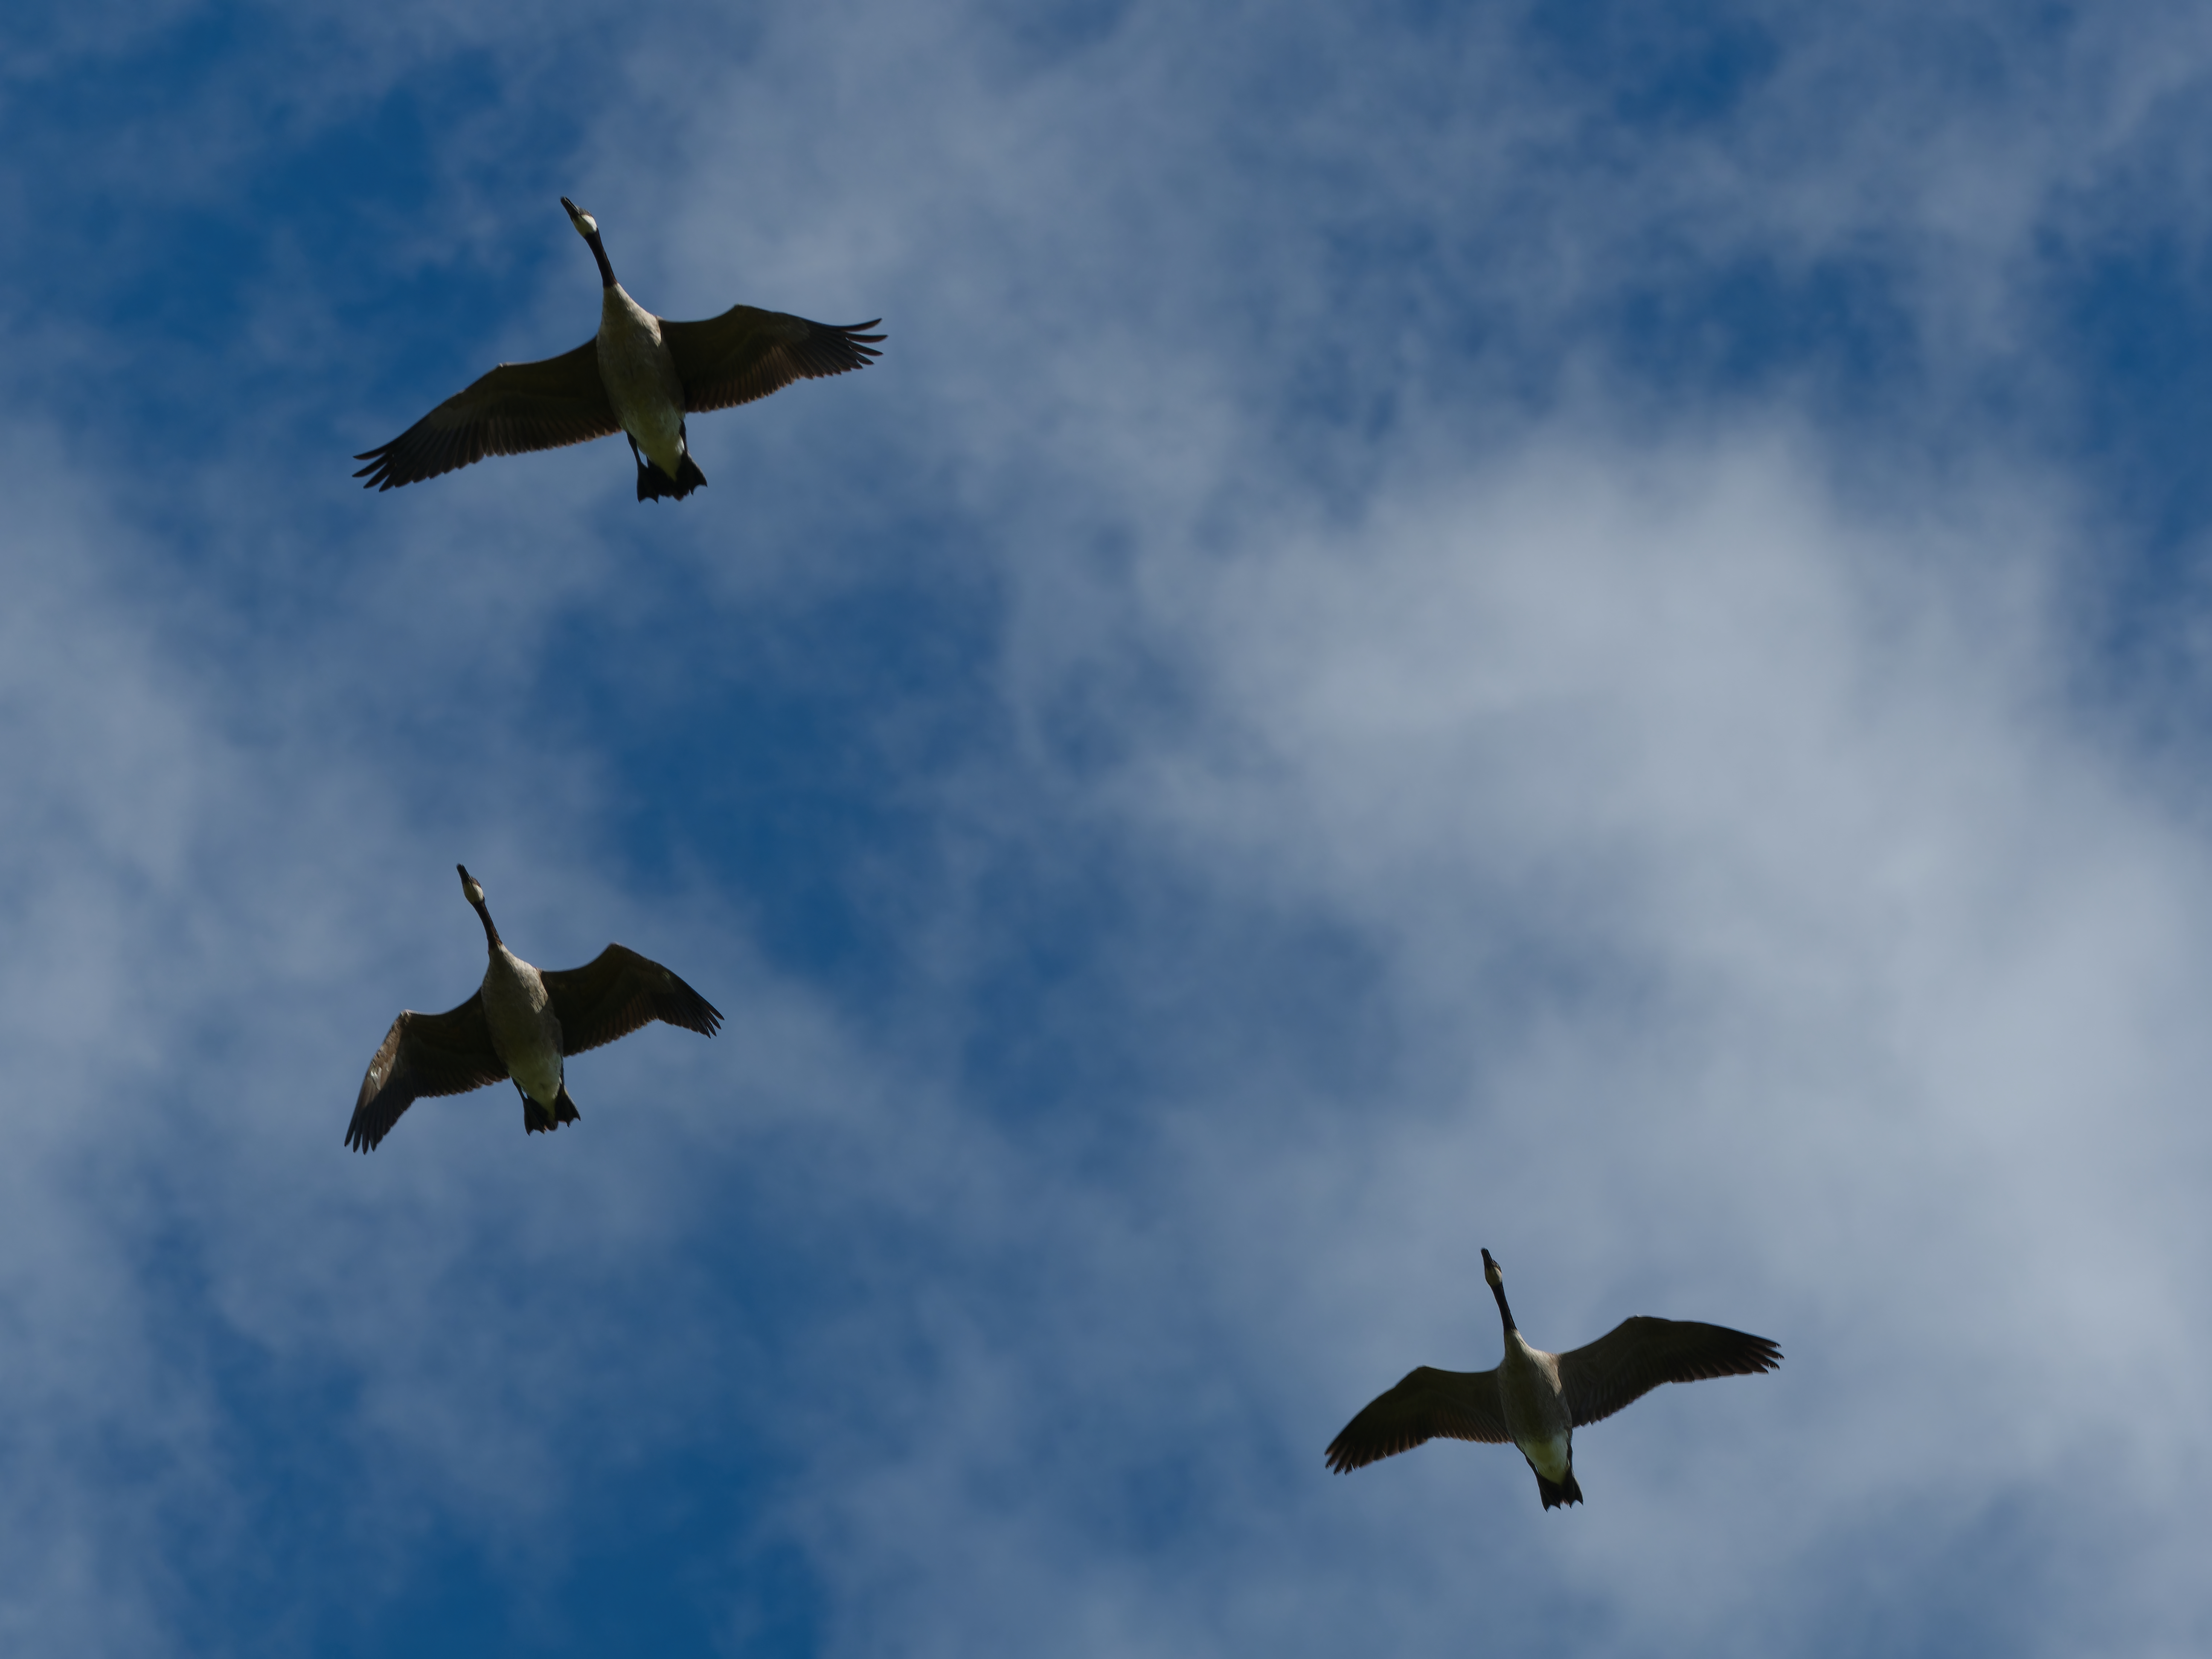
[1557,1316,1783,1429]
[539,944,722,1058]
[660,306,884,415]
[354,339,618,489]
[346,993,507,1153]
[1324,1365,1510,1473]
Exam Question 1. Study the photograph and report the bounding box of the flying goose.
[346,865,722,1152]
[355,198,884,502]
[1325,1248,1780,1508]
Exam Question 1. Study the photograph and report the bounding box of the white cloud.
[9,0,2212,1653]
[932,422,2212,1653]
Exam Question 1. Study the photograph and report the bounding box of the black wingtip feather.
[667,984,723,1039]
[1324,1435,1388,1474]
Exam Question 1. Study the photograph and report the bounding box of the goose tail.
[1536,1467,1584,1510]
[522,1082,583,1134]
[637,454,707,502]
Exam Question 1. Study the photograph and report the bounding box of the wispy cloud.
[3,0,2212,1653]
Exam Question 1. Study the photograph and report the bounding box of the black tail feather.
[635,453,707,502]
[520,1081,582,1135]
[1535,1463,1585,1510]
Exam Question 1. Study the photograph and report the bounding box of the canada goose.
[1325,1249,1780,1508]
[346,865,722,1152]
[355,198,884,502]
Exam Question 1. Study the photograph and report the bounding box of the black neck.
[1489,1277,1517,1334]
[584,231,616,290]
[471,896,503,951]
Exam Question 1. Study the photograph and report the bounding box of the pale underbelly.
[483,960,564,1106]
[505,1044,563,1106]
[1519,1431,1572,1483]
[598,330,687,477]
[620,405,686,477]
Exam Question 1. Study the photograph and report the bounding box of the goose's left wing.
[1556,1317,1782,1429]
[540,944,723,1057]
[660,306,884,415]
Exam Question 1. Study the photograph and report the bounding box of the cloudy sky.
[5,1,2212,1653]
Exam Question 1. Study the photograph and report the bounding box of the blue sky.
[4,0,2212,1653]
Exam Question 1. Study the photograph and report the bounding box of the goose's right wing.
[353,340,617,489]
[346,993,507,1152]
[1556,1316,1783,1428]
[1325,1366,1509,1472]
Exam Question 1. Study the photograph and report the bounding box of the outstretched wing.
[346,993,507,1152]
[1324,1365,1510,1472]
[660,306,884,415]
[1557,1316,1783,1428]
[354,339,617,489]
[539,944,722,1057]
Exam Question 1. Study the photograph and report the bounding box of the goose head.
[561,197,618,288]
[1481,1246,1520,1333]
[457,862,503,949]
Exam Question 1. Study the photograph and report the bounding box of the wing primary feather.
[354,340,616,490]
[1558,1317,1783,1429]
[662,309,886,416]
[344,993,506,1152]
[539,945,723,1059]
[1324,1366,1509,1473]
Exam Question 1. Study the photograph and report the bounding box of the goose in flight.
[346,865,722,1152]
[1325,1248,1780,1508]
[355,198,884,502]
